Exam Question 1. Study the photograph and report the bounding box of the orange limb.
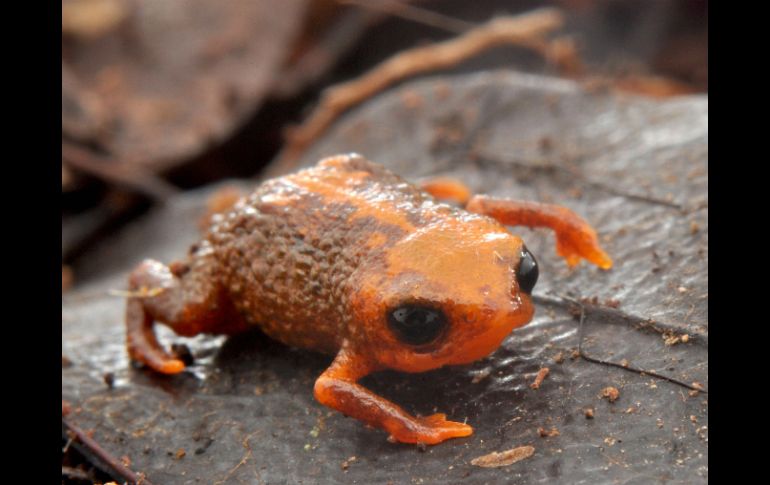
[420,178,472,206]
[466,196,613,269]
[126,258,245,374]
[421,178,612,269]
[314,345,473,445]
[126,298,186,374]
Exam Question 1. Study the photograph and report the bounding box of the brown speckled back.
[204,154,454,353]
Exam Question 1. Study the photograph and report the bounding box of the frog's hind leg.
[419,178,472,206]
[465,196,612,269]
[420,178,612,269]
[126,254,245,374]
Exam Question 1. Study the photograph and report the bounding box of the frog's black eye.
[516,245,539,294]
[387,304,448,347]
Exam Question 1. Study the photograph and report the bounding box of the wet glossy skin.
[126,154,612,444]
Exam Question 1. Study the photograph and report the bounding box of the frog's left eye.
[516,245,538,294]
[387,304,448,347]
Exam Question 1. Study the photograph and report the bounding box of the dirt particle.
[691,382,704,391]
[194,439,214,455]
[584,408,595,419]
[553,352,565,364]
[601,387,620,403]
[174,448,186,460]
[664,334,680,346]
[341,455,357,471]
[538,427,559,438]
[103,372,115,389]
[603,298,621,309]
[530,367,550,390]
[663,331,689,346]
[471,368,491,384]
[471,445,535,467]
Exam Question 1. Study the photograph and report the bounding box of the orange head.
[349,215,538,373]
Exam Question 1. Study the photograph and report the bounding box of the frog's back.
[205,154,458,352]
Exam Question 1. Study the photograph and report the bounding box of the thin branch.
[553,295,708,393]
[61,466,93,482]
[62,142,179,200]
[62,417,156,485]
[339,0,475,34]
[472,153,684,211]
[276,8,565,169]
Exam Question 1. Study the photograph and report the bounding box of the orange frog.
[126,154,612,444]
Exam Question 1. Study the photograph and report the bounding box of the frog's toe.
[129,344,186,374]
[418,414,473,444]
[556,233,612,270]
[126,299,187,374]
[159,359,186,374]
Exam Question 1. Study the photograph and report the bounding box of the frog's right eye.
[516,245,538,294]
[387,304,448,347]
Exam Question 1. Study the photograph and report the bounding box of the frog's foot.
[391,413,473,445]
[554,224,613,270]
[465,195,613,269]
[126,298,186,374]
[314,346,473,446]
[125,258,245,375]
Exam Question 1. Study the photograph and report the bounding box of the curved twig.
[275,8,566,170]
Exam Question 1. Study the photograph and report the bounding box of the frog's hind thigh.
[419,178,472,206]
[126,256,244,374]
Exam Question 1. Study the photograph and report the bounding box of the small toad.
[126,154,611,444]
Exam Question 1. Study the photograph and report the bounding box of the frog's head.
[350,216,537,373]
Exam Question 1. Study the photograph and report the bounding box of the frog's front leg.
[126,252,245,374]
[314,344,473,445]
[420,179,612,269]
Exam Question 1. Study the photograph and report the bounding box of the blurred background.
[62,0,707,290]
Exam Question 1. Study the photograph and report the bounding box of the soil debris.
[601,387,620,403]
[530,367,550,390]
[471,446,535,468]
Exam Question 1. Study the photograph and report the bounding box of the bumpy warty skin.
[202,154,484,354]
